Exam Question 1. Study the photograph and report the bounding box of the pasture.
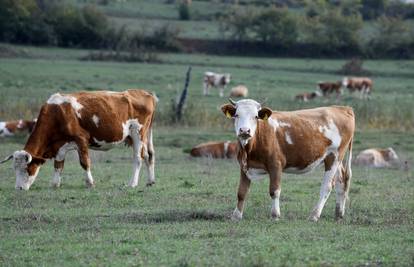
[0,45,413,266]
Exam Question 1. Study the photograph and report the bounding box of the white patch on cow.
[231,208,243,221]
[342,77,349,87]
[319,120,341,149]
[0,122,13,137]
[17,120,24,129]
[52,168,63,187]
[268,118,291,132]
[246,168,267,181]
[128,121,143,188]
[47,93,84,118]
[285,132,293,145]
[12,150,36,190]
[223,141,230,156]
[85,168,94,187]
[56,142,78,161]
[93,119,142,151]
[92,115,100,127]
[105,91,119,94]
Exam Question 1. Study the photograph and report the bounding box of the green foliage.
[361,0,389,20]
[219,6,256,41]
[251,7,298,45]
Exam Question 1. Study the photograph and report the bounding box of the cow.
[230,85,248,98]
[342,77,373,99]
[203,71,231,97]
[354,147,400,168]
[0,89,157,190]
[0,119,36,137]
[294,92,320,102]
[190,141,237,159]
[221,99,355,222]
[317,81,343,100]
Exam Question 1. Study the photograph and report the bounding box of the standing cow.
[317,81,343,100]
[342,77,373,99]
[203,71,231,97]
[221,99,355,221]
[1,89,157,190]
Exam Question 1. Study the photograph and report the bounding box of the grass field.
[0,44,413,266]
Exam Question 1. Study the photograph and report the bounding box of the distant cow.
[230,85,248,98]
[0,119,36,137]
[317,81,343,99]
[221,99,355,222]
[203,71,231,97]
[295,92,319,102]
[342,77,373,99]
[354,148,400,168]
[1,89,157,190]
[190,141,237,159]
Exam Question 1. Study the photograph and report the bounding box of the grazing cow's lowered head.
[1,150,45,190]
[221,99,272,146]
[342,77,349,87]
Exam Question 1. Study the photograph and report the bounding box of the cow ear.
[258,107,272,121]
[221,104,236,119]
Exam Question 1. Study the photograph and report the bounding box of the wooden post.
[176,66,192,121]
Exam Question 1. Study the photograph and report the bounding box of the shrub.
[338,58,371,75]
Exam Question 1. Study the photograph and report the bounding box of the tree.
[251,7,298,45]
[361,0,388,20]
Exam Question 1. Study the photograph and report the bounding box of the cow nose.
[238,128,251,137]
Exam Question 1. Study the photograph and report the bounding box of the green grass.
[0,45,413,266]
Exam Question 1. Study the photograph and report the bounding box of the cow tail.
[343,137,353,199]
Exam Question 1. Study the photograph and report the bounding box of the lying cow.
[0,119,36,137]
[342,77,373,99]
[295,92,319,102]
[317,81,343,100]
[203,71,231,97]
[354,147,399,168]
[0,89,157,190]
[190,141,237,159]
[230,85,248,98]
[221,99,355,221]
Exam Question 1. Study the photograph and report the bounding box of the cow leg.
[334,164,346,220]
[52,160,64,188]
[309,153,339,221]
[269,165,282,220]
[231,170,251,221]
[219,86,224,98]
[128,123,143,188]
[144,128,155,186]
[77,141,94,188]
[203,82,209,96]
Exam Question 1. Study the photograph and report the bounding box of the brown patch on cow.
[190,141,238,158]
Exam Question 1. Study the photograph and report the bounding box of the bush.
[219,6,256,41]
[360,0,388,20]
[338,58,371,75]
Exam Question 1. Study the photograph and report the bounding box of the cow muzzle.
[238,128,251,139]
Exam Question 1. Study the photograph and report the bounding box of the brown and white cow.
[295,92,320,102]
[342,77,373,99]
[317,81,343,100]
[0,89,157,190]
[190,141,237,159]
[354,147,400,168]
[230,85,248,98]
[0,119,36,137]
[221,99,355,221]
[203,71,231,97]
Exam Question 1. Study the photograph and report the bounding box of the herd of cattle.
[0,71,403,221]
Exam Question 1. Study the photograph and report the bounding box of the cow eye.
[255,116,258,119]
[234,114,239,118]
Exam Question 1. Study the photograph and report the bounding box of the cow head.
[221,99,272,145]
[342,77,349,87]
[224,74,231,85]
[385,147,399,165]
[0,150,45,190]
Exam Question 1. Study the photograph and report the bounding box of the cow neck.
[23,124,51,159]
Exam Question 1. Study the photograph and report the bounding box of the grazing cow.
[203,71,231,97]
[317,81,343,100]
[230,85,248,98]
[221,99,355,221]
[190,141,237,159]
[342,77,373,99]
[295,92,320,102]
[354,147,400,168]
[0,89,157,190]
[0,119,36,137]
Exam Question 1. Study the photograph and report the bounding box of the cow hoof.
[128,182,138,188]
[308,214,319,222]
[230,208,243,221]
[51,183,61,189]
[86,181,95,188]
[146,181,155,187]
[271,214,280,221]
